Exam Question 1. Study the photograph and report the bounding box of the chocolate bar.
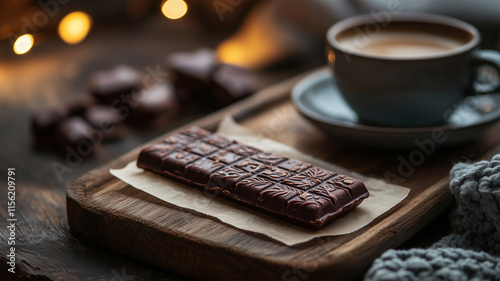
[137,128,369,229]
[211,64,258,105]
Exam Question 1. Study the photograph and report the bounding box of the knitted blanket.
[365,154,500,281]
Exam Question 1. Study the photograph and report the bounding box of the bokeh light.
[13,34,34,55]
[58,11,92,45]
[161,0,188,20]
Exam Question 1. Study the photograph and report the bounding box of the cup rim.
[326,13,480,61]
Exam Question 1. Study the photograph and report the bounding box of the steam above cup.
[326,13,500,127]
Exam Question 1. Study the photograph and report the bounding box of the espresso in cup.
[327,14,500,127]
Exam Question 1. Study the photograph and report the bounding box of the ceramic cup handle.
[469,50,500,95]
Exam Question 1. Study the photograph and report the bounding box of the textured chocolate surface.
[137,127,369,229]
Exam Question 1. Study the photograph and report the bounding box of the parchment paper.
[110,116,410,245]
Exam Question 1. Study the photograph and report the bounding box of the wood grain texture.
[67,69,500,281]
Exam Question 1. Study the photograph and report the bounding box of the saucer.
[292,68,500,150]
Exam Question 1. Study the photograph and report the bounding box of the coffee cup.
[326,13,500,127]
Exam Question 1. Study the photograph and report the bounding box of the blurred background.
[1,0,500,185]
[2,0,500,62]
[0,1,499,280]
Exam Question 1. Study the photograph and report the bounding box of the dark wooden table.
[0,10,497,281]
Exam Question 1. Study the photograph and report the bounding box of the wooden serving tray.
[67,68,500,280]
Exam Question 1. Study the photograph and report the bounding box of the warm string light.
[58,11,92,45]
[13,34,34,55]
[11,1,186,55]
[161,0,188,20]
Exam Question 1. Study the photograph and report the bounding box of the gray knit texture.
[364,154,500,281]
[365,248,500,281]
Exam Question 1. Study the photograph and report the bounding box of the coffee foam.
[336,22,472,59]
